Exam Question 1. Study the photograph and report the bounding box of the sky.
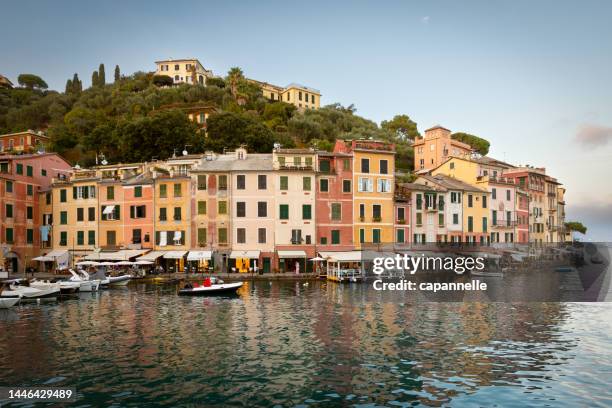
[1,0,611,240]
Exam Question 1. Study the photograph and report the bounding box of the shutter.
[130,205,135,218]
[83,186,89,199]
[73,187,77,199]
[114,205,120,220]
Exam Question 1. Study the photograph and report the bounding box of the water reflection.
[0,281,611,407]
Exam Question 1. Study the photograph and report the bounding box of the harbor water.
[1,280,611,407]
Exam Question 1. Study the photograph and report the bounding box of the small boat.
[108,275,132,286]
[178,278,243,296]
[31,279,81,294]
[471,270,504,278]
[68,269,100,292]
[1,282,60,299]
[0,296,21,308]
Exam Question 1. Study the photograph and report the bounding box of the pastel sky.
[1,0,611,240]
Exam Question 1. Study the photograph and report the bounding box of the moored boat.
[178,278,243,296]
[1,282,60,299]
[0,296,21,308]
[108,275,132,286]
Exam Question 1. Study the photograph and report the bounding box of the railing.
[279,164,314,171]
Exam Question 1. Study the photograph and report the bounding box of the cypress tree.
[73,73,82,93]
[114,65,120,82]
[65,79,73,94]
[99,63,106,86]
[92,70,99,87]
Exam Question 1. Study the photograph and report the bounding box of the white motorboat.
[31,279,81,294]
[179,278,243,296]
[68,269,101,292]
[2,283,60,299]
[108,275,132,286]
[0,296,21,308]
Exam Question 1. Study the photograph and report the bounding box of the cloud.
[575,124,612,149]
[566,203,612,241]
[421,16,430,24]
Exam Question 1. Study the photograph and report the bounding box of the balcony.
[279,164,314,172]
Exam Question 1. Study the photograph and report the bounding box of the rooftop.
[419,174,486,192]
[194,153,273,172]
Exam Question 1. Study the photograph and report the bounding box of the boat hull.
[0,297,20,308]
[178,282,243,296]
[108,276,132,286]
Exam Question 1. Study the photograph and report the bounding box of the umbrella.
[77,261,100,266]
[98,261,115,266]
[134,260,154,265]
[309,257,326,261]
[115,261,134,266]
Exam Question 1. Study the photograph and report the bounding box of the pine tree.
[73,73,82,93]
[65,79,73,94]
[92,70,99,87]
[99,63,106,86]
[114,65,120,82]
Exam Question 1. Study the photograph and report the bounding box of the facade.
[0,130,50,153]
[393,186,412,247]
[248,79,321,110]
[412,126,472,172]
[397,183,446,244]
[544,176,562,243]
[315,151,354,252]
[333,140,395,248]
[503,167,547,245]
[273,148,317,272]
[0,153,72,272]
[154,58,213,85]
[516,189,530,243]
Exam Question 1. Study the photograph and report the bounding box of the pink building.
[122,176,155,249]
[393,186,411,248]
[315,151,354,252]
[0,153,72,272]
[516,189,529,243]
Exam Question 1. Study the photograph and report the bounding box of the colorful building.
[397,182,445,244]
[0,153,71,272]
[248,79,321,110]
[503,167,547,245]
[412,125,472,172]
[0,130,50,153]
[393,185,412,248]
[154,58,213,85]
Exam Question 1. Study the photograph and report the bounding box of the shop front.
[32,249,70,273]
[228,250,261,273]
[277,250,308,274]
[163,251,187,273]
[186,251,213,273]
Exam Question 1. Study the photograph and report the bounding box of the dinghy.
[178,278,243,296]
[68,269,100,292]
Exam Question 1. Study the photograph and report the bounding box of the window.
[197,228,207,246]
[343,159,351,170]
[302,204,312,220]
[60,211,68,225]
[6,180,12,193]
[373,229,381,243]
[331,230,340,244]
[26,165,33,177]
[258,175,267,190]
[453,213,459,224]
[377,179,391,193]
[197,175,207,190]
[237,228,246,244]
[236,202,246,217]
[303,177,311,191]
[16,163,23,174]
[77,231,84,245]
[397,207,405,221]
[320,179,329,192]
[331,203,342,221]
[468,216,473,232]
[319,160,330,172]
[88,230,95,245]
[359,203,365,218]
[174,64,179,70]
[342,179,351,193]
[45,192,51,205]
[372,204,382,220]
[450,162,455,170]
[218,201,227,214]
[294,156,301,166]
[173,207,182,220]
[482,217,488,233]
[468,194,473,208]
[107,186,114,200]
[361,158,370,173]
[107,230,116,246]
[482,195,487,208]
[159,184,169,198]
[305,157,313,167]
[88,207,95,221]
[25,205,33,220]
[380,160,388,174]
[173,183,182,197]
[101,205,120,221]
[491,188,496,200]
[291,229,302,244]
[5,204,13,218]
[280,204,289,220]
[236,175,245,190]
[218,175,228,190]
[218,228,229,244]
[77,207,84,221]
[492,210,497,226]
[258,201,267,217]
[159,207,167,221]
[359,229,365,243]
[60,231,67,246]
[134,186,142,197]
[506,211,512,227]
[438,213,444,227]
[506,190,511,200]
[416,194,422,210]
[131,205,146,218]
[280,176,288,190]
[396,229,405,243]
[258,228,266,244]
[41,169,47,176]
[416,213,423,226]
[320,237,328,245]
[27,184,33,196]
[278,156,286,166]
[450,192,461,203]
[132,229,142,244]
[198,201,207,215]
[27,228,34,244]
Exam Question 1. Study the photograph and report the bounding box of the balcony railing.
[279,164,314,171]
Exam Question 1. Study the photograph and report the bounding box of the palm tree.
[226,67,244,98]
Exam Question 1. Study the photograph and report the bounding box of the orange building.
[412,125,472,172]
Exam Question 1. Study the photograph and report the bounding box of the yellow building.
[334,140,395,248]
[248,79,321,110]
[154,58,213,85]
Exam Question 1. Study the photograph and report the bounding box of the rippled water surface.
[1,280,611,407]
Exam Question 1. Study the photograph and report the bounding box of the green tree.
[381,114,420,141]
[152,75,173,87]
[17,74,48,90]
[72,73,82,93]
[565,221,587,235]
[206,111,275,153]
[65,79,73,94]
[99,63,106,86]
[91,71,99,88]
[206,77,225,88]
[226,67,244,98]
[451,132,490,155]
[114,65,120,82]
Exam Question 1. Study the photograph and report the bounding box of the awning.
[187,251,213,261]
[229,250,261,259]
[103,205,115,215]
[136,251,166,261]
[33,249,68,262]
[163,251,187,259]
[319,251,363,262]
[84,249,148,261]
[277,250,307,258]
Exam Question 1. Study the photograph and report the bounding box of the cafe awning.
[84,249,148,261]
[187,251,212,261]
[136,251,166,261]
[229,250,260,259]
[33,249,68,262]
[163,251,187,259]
[277,250,307,258]
[319,251,363,262]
